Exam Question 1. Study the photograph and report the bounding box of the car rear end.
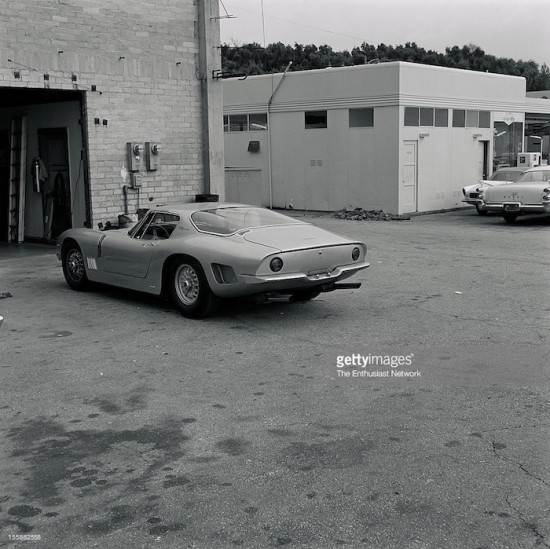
[480,183,550,214]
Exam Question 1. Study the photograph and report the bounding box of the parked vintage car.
[462,167,526,215]
[57,203,369,318]
[478,166,550,222]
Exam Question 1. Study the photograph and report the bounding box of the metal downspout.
[267,61,292,209]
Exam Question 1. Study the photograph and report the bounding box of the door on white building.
[478,141,489,179]
[225,169,263,206]
[401,141,417,213]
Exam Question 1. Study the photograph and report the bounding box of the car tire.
[475,205,488,216]
[62,242,89,291]
[293,288,322,302]
[503,213,519,223]
[169,257,219,318]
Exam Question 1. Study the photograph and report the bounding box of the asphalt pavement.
[0,208,549,549]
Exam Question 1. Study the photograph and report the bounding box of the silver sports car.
[56,203,369,318]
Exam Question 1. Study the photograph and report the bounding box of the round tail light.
[270,257,284,272]
[352,247,360,261]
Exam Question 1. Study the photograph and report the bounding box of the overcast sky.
[219,0,550,66]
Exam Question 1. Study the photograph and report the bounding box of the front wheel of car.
[503,213,519,223]
[169,258,219,319]
[475,205,488,216]
[62,242,89,291]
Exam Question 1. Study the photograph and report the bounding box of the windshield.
[490,170,522,182]
[191,207,302,235]
[515,170,550,184]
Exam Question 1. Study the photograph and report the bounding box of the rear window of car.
[191,207,301,235]
[490,170,523,182]
[516,170,550,183]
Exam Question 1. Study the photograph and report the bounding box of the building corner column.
[197,0,225,199]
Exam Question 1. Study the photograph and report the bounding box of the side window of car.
[139,212,180,240]
[132,212,156,239]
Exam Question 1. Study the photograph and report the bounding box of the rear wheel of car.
[169,258,219,318]
[62,243,89,291]
[475,204,488,216]
[503,213,519,223]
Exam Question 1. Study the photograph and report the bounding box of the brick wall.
[0,0,221,225]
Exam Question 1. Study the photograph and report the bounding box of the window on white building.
[249,113,268,131]
[420,108,434,126]
[453,110,466,127]
[349,108,374,127]
[434,109,448,127]
[404,107,419,126]
[453,109,490,128]
[479,111,490,128]
[224,113,268,132]
[305,111,327,129]
[405,107,448,127]
[466,110,478,127]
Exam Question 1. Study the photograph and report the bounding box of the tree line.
[221,42,550,91]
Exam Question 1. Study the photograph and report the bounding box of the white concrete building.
[223,62,550,214]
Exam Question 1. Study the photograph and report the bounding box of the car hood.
[241,223,352,252]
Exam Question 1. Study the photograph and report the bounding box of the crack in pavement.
[505,494,550,548]
[492,440,550,489]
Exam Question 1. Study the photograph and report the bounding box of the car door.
[100,211,159,278]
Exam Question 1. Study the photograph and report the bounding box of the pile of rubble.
[334,208,411,221]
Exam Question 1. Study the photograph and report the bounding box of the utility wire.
[223,2,367,45]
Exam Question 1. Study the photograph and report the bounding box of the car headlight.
[352,247,361,261]
[270,257,284,272]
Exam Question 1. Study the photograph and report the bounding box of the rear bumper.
[481,202,550,214]
[238,261,369,286]
[212,261,369,298]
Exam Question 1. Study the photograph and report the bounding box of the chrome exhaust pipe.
[265,293,295,303]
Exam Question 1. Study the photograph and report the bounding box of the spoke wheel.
[62,243,89,291]
[169,258,219,318]
[174,264,201,306]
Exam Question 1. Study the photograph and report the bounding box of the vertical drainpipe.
[267,61,292,209]
[197,0,223,198]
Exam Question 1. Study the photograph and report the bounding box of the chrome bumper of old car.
[480,202,550,213]
[238,261,370,286]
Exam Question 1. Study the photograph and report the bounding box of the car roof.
[524,166,550,172]
[150,202,251,214]
[494,167,527,173]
